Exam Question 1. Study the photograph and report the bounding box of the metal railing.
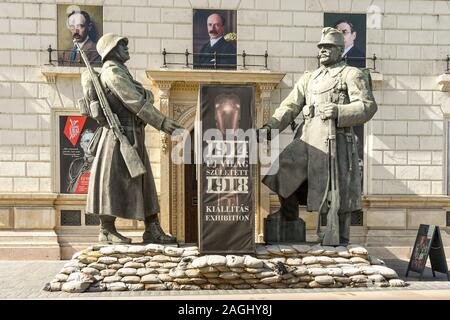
[44,44,450,74]
[312,54,378,70]
[161,48,269,70]
[160,49,377,71]
[44,45,102,67]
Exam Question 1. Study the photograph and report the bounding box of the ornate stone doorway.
[147,69,284,243]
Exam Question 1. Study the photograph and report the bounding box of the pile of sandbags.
[43,243,406,293]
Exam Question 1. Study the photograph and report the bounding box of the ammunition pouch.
[77,97,90,117]
[80,69,108,125]
[89,100,107,126]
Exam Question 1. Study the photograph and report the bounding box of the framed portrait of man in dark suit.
[324,13,367,195]
[193,9,237,70]
[324,13,366,68]
[57,4,103,66]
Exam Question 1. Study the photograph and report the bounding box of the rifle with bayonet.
[321,114,340,246]
[320,80,348,246]
[74,38,146,178]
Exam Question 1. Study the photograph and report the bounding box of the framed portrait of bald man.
[193,9,237,70]
[57,4,103,66]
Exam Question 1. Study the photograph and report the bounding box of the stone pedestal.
[264,218,306,244]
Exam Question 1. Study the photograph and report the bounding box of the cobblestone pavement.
[0,259,449,299]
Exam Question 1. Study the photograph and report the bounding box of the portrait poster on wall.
[324,13,367,193]
[199,85,255,253]
[59,115,99,194]
[193,9,237,69]
[57,4,103,66]
[324,13,367,68]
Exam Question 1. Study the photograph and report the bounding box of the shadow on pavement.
[384,259,450,281]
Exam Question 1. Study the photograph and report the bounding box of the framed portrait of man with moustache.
[57,4,103,66]
[193,9,237,70]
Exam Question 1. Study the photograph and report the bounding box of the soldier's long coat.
[262,61,377,213]
[86,60,166,220]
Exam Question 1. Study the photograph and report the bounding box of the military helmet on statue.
[96,33,128,61]
[317,27,345,48]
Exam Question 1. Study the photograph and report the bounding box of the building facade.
[0,0,449,260]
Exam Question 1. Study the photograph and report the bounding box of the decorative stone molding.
[40,65,101,83]
[438,73,450,92]
[172,104,195,123]
[259,83,278,124]
[362,195,450,208]
[0,193,58,206]
[440,98,450,116]
[160,132,168,153]
[54,194,87,206]
[171,82,199,92]
[154,81,173,153]
[155,80,173,98]
[369,71,383,91]
[270,194,450,209]
[147,69,285,86]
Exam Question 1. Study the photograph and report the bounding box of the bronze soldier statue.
[80,33,183,244]
[259,28,377,245]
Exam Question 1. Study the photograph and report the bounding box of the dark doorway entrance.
[184,130,198,243]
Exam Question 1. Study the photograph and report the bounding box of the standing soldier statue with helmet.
[78,33,183,244]
[259,28,377,246]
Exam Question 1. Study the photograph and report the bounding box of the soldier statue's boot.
[267,194,300,221]
[142,215,177,244]
[98,215,132,244]
[264,193,306,243]
[266,209,283,221]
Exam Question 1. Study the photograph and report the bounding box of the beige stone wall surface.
[0,0,449,195]
[0,0,449,258]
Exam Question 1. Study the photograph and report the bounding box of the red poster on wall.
[59,115,99,194]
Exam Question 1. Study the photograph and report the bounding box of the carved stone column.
[259,83,277,124]
[256,83,278,242]
[154,80,173,232]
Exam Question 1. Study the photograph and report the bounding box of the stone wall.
[0,0,449,258]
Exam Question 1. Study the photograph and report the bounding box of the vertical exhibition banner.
[59,115,98,194]
[199,85,255,254]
